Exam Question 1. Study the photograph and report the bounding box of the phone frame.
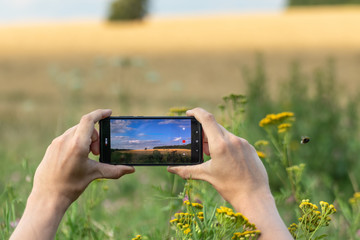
[99,116,203,166]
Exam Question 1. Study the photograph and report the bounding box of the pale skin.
[168,107,293,240]
[10,109,135,240]
[10,108,292,240]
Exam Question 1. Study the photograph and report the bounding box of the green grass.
[0,53,360,239]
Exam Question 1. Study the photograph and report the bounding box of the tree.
[288,0,360,6]
[108,0,148,21]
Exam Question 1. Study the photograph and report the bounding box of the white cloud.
[158,119,178,125]
[110,120,133,133]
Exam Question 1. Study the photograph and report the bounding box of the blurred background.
[1,0,360,239]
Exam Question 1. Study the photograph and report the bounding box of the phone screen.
[100,117,202,165]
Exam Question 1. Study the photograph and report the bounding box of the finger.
[90,128,100,155]
[202,131,210,156]
[167,161,210,180]
[187,108,224,142]
[75,109,112,142]
[92,161,135,179]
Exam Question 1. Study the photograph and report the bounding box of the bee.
[301,136,310,144]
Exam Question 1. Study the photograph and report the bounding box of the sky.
[0,0,286,24]
[110,119,191,150]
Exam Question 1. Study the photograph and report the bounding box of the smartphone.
[99,116,203,166]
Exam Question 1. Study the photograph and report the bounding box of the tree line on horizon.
[106,0,360,21]
[288,0,360,6]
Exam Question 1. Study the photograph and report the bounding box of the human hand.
[10,109,135,240]
[32,109,135,209]
[167,108,293,239]
[167,107,270,206]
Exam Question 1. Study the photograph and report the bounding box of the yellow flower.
[183,228,191,235]
[169,219,178,224]
[184,200,203,209]
[277,123,292,133]
[131,235,142,240]
[349,192,360,205]
[254,140,269,148]
[256,151,266,159]
[232,230,261,239]
[297,199,337,234]
[259,112,295,127]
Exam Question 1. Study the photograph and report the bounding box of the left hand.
[31,109,135,208]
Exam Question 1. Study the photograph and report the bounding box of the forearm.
[230,191,293,240]
[10,191,69,240]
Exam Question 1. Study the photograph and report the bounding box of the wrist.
[27,188,72,216]
[229,190,292,240]
[10,191,70,240]
[230,188,275,213]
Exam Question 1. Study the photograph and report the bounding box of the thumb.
[167,161,210,181]
[93,161,135,179]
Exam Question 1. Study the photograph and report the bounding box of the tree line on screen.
[106,0,360,22]
[154,143,191,150]
[113,143,191,151]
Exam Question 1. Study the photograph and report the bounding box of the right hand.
[168,107,271,205]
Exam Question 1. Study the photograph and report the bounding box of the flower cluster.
[259,112,295,128]
[349,192,360,207]
[278,123,292,133]
[216,206,252,229]
[288,223,298,236]
[222,94,247,104]
[170,201,204,237]
[168,107,189,116]
[289,199,337,238]
[254,140,269,148]
[170,201,260,239]
[256,151,266,159]
[183,200,203,210]
[216,206,260,239]
[170,211,204,236]
[232,230,261,240]
[131,234,142,240]
[254,140,268,159]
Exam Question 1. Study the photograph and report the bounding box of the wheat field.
[1,6,360,56]
[0,6,359,117]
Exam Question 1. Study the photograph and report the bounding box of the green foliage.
[289,200,337,239]
[288,0,360,6]
[169,198,260,239]
[107,0,148,21]
[1,54,360,239]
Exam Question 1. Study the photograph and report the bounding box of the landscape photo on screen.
[110,119,192,164]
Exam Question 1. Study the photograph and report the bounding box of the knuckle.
[80,114,92,123]
[215,138,228,155]
[232,136,248,146]
[227,136,252,152]
[51,135,65,146]
[203,112,216,123]
[232,137,256,152]
[192,107,203,113]
[72,136,87,153]
[239,138,249,146]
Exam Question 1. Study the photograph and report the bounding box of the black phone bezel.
[99,116,203,166]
